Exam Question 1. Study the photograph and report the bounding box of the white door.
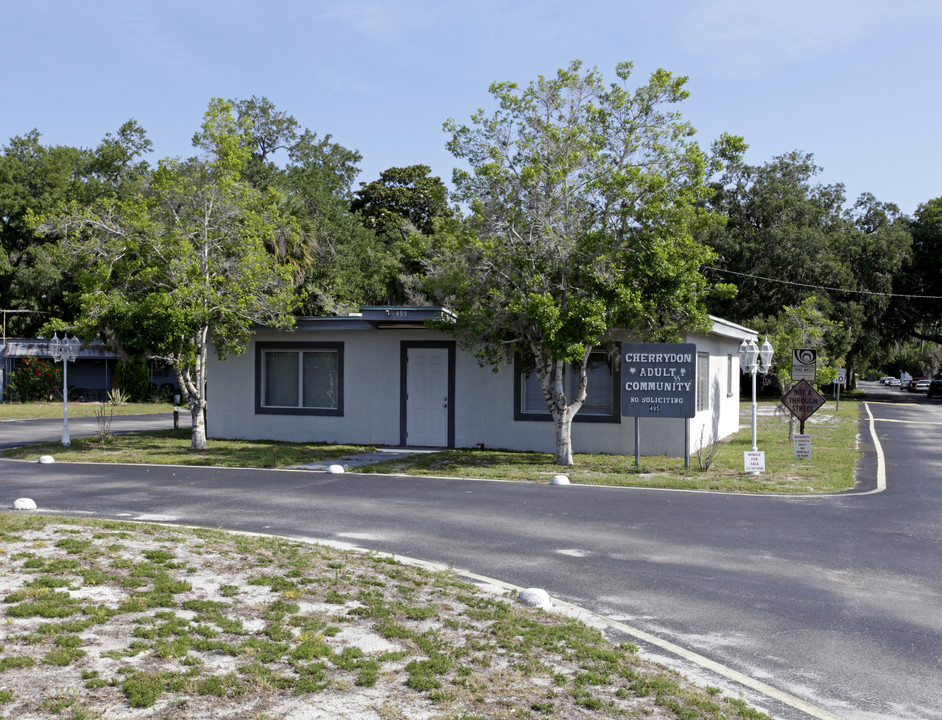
[406,347,449,447]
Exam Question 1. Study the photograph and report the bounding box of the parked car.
[907,377,927,391]
[927,378,942,397]
[914,379,931,393]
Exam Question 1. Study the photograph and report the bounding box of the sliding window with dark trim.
[255,342,343,416]
[513,351,621,422]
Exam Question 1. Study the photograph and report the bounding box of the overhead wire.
[701,266,942,300]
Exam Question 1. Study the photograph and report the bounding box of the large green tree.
[226,96,392,315]
[428,61,741,465]
[0,122,151,335]
[352,164,453,237]
[890,197,942,345]
[352,164,454,304]
[282,128,391,314]
[701,152,911,383]
[39,100,298,448]
[702,151,853,321]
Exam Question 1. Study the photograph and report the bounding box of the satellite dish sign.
[621,343,697,419]
[791,348,817,382]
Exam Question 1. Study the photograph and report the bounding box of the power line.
[702,266,942,300]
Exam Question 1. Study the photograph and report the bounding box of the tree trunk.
[172,327,210,450]
[532,347,591,467]
[554,411,574,466]
[190,403,207,450]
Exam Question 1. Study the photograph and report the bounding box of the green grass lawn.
[1,399,860,493]
[0,401,172,420]
[1,428,376,470]
[363,400,860,493]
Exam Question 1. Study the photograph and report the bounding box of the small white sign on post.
[744,451,765,473]
[794,434,812,459]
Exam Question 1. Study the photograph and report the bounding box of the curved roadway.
[1,382,940,720]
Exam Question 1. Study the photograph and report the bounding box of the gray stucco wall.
[208,325,746,457]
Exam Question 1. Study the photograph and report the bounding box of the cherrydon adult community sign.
[621,343,697,419]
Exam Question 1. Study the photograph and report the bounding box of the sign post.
[621,343,697,468]
[835,368,846,411]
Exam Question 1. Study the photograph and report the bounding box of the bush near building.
[6,358,62,402]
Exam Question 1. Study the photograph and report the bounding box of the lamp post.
[738,336,775,459]
[49,334,81,446]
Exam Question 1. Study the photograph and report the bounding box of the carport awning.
[1,339,121,360]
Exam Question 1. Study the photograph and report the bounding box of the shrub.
[7,357,62,402]
[115,361,150,402]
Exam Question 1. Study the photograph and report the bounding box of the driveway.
[2,383,940,720]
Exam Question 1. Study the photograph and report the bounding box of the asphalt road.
[1,384,940,720]
[0,411,188,449]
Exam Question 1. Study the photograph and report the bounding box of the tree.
[87,119,153,191]
[0,132,91,334]
[39,100,298,448]
[228,95,300,189]
[0,123,152,336]
[891,197,942,344]
[428,61,741,465]
[701,153,912,385]
[352,164,454,303]
[840,193,911,380]
[225,96,399,315]
[701,151,854,322]
[747,297,845,436]
[230,95,300,163]
[281,129,392,314]
[352,164,453,237]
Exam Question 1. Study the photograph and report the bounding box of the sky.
[2,0,940,217]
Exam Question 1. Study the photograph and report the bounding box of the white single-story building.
[208,307,757,458]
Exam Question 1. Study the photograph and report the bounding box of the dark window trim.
[513,353,621,423]
[399,341,456,447]
[255,341,344,416]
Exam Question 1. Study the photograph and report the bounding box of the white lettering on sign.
[624,381,693,393]
[624,353,694,364]
[621,342,697,419]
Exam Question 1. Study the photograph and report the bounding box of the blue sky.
[3,0,940,216]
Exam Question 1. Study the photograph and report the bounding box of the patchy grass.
[0,402,171,421]
[0,513,771,719]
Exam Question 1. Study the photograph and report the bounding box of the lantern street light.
[738,336,775,458]
[48,334,82,446]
